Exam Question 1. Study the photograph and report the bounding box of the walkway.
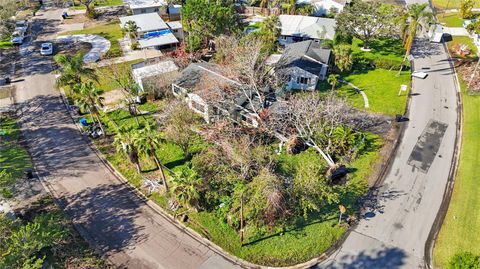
[56,34,110,62]
[443,27,469,36]
[316,39,459,269]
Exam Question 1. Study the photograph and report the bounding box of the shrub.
[130,41,139,50]
[447,251,480,269]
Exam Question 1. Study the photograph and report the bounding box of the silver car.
[40,42,53,55]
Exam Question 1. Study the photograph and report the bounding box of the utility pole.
[240,192,244,246]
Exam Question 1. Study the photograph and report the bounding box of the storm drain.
[408,120,448,173]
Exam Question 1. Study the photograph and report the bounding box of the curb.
[423,39,463,269]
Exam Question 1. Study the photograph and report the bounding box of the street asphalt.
[316,39,459,269]
[13,7,241,269]
[8,5,459,269]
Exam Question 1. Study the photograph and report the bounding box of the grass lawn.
[433,71,480,267]
[446,36,479,59]
[62,21,123,58]
[437,12,464,27]
[71,0,124,9]
[351,38,405,63]
[433,0,480,9]
[0,116,32,179]
[319,69,410,116]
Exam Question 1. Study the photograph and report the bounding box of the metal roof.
[166,21,183,30]
[123,0,166,9]
[120,13,168,32]
[138,33,179,48]
[276,40,331,75]
[279,15,336,40]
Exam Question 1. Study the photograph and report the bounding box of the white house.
[297,0,348,16]
[171,62,263,127]
[131,60,179,91]
[278,15,336,45]
[123,0,167,15]
[274,40,332,91]
[120,13,181,49]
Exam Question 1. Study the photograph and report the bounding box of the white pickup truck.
[14,20,28,35]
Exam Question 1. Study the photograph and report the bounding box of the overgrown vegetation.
[0,196,109,269]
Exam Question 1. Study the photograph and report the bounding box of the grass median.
[433,69,480,267]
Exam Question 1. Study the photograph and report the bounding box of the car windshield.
[42,44,50,49]
[16,22,26,27]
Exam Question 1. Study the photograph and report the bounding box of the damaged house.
[171,62,275,127]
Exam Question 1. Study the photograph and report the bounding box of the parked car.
[10,31,25,45]
[14,20,28,35]
[40,42,53,55]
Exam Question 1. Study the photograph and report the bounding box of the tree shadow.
[318,247,407,269]
[56,183,149,255]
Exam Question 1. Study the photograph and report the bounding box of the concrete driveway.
[315,39,459,269]
[14,8,240,269]
[56,34,110,62]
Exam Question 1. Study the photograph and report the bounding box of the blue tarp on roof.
[144,29,173,39]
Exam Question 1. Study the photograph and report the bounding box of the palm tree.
[134,122,169,191]
[397,4,433,75]
[124,20,140,40]
[171,167,201,209]
[333,44,353,72]
[54,52,98,90]
[73,81,106,136]
[259,15,281,53]
[327,74,339,91]
[114,128,142,173]
[281,0,296,14]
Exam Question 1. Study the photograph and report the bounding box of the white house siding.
[286,64,328,91]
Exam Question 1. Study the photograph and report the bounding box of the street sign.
[398,84,408,96]
[339,205,346,213]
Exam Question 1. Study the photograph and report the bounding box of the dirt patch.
[63,13,89,25]
[55,41,92,56]
[102,88,125,106]
[0,48,20,78]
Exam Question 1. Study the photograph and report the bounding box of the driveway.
[14,8,240,269]
[443,27,470,36]
[56,34,110,62]
[315,39,459,269]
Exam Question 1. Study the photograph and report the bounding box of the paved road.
[13,8,240,269]
[316,40,459,269]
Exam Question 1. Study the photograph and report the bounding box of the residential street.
[13,8,240,269]
[316,40,459,268]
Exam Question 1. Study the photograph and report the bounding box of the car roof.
[41,42,52,46]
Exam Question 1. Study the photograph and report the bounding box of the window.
[141,9,146,13]
[296,76,310,85]
[154,8,159,12]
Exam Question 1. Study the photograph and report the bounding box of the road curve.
[315,40,459,269]
[14,8,241,269]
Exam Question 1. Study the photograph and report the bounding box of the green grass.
[433,71,480,268]
[0,41,13,49]
[438,12,465,27]
[0,116,32,179]
[433,0,480,9]
[71,0,124,9]
[351,38,406,63]
[446,36,479,59]
[319,70,410,116]
[62,21,123,58]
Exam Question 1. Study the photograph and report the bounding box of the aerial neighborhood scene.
[1,0,480,267]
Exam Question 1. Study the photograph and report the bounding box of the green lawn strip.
[71,0,124,9]
[0,116,32,179]
[437,12,464,27]
[96,59,143,92]
[433,0,480,9]
[433,73,480,267]
[61,21,123,58]
[333,69,410,116]
[446,36,479,59]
